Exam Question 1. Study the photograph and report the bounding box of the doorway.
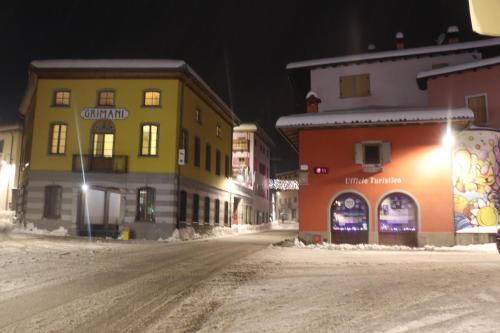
[78,187,121,237]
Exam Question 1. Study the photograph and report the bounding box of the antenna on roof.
[436,33,446,45]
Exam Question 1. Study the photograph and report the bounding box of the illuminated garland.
[269,179,299,191]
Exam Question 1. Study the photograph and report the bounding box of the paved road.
[0,230,296,332]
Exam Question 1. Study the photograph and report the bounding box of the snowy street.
[1,230,500,332]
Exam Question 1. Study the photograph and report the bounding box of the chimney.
[305,91,321,113]
[447,25,459,44]
[395,32,405,49]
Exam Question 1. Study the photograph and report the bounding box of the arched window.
[331,193,369,232]
[378,193,417,233]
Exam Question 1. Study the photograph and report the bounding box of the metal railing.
[72,155,128,173]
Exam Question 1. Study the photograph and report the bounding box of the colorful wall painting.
[453,129,500,233]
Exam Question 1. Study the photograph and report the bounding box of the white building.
[0,123,23,211]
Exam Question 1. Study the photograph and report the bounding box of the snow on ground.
[288,238,498,253]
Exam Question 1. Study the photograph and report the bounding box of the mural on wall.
[453,129,500,232]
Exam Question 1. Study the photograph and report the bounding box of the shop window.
[49,123,67,155]
[44,185,62,219]
[205,144,211,171]
[143,90,161,106]
[215,150,221,176]
[192,194,199,223]
[137,187,155,222]
[330,193,369,232]
[140,124,158,156]
[179,190,187,222]
[97,90,115,107]
[204,196,210,224]
[378,193,417,233]
[53,90,71,106]
[467,94,487,126]
[339,73,370,98]
[214,199,220,224]
[194,136,201,167]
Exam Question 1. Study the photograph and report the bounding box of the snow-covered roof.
[286,38,500,70]
[31,59,186,69]
[276,106,474,151]
[24,59,240,125]
[234,122,275,147]
[417,55,500,89]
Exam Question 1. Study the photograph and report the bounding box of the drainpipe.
[176,78,186,229]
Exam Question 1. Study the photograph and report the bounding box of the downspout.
[176,77,186,229]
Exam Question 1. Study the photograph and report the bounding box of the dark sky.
[0,0,478,172]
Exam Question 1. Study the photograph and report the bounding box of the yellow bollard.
[121,228,130,240]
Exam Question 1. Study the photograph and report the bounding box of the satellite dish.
[436,33,446,45]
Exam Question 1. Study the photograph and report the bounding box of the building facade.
[19,60,239,239]
[232,123,273,225]
[0,123,23,211]
[274,170,299,223]
[278,36,500,246]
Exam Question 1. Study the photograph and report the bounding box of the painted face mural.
[453,130,500,232]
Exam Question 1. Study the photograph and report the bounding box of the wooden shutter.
[354,143,363,164]
[381,142,391,164]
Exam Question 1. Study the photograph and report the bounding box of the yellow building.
[19,60,239,239]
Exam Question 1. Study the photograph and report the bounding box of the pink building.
[418,56,500,129]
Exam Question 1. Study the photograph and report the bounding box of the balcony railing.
[72,155,128,173]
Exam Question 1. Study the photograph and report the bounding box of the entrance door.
[378,193,418,247]
[331,193,369,244]
[79,187,121,237]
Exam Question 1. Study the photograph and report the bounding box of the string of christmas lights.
[269,179,299,191]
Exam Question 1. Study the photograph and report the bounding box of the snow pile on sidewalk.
[159,223,278,242]
[16,222,69,237]
[160,227,203,242]
[288,238,498,253]
[0,211,15,236]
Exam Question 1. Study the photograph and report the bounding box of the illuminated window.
[339,74,370,98]
[97,90,115,106]
[137,187,155,222]
[330,193,369,232]
[143,90,161,106]
[378,193,417,233]
[54,90,71,106]
[49,123,67,154]
[141,124,159,156]
[44,185,62,219]
[467,94,487,125]
[195,108,202,123]
[216,123,222,138]
[93,133,114,157]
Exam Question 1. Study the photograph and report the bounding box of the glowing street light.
[81,183,89,192]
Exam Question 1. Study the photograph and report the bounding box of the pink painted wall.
[427,65,500,129]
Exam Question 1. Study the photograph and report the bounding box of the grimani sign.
[81,108,129,120]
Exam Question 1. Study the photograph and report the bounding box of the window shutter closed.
[381,142,391,164]
[354,143,363,164]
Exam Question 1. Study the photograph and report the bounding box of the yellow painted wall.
[180,85,234,190]
[30,79,180,173]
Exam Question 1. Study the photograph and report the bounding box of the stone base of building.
[299,230,457,247]
[127,222,176,240]
[455,232,496,245]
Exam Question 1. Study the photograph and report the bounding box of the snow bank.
[0,211,15,236]
[158,223,276,242]
[289,238,498,253]
[16,222,69,237]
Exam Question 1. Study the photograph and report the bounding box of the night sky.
[0,0,479,172]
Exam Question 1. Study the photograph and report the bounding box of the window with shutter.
[467,94,487,126]
[340,74,370,98]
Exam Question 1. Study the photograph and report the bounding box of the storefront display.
[378,193,417,233]
[331,193,369,232]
